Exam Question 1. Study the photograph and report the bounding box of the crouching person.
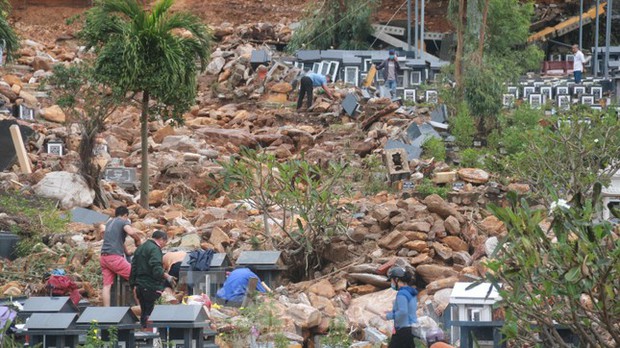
[129,230,177,327]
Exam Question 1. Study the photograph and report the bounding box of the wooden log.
[361,102,399,130]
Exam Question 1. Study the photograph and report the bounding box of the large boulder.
[457,168,490,184]
[286,303,321,329]
[33,172,94,209]
[206,57,226,75]
[423,194,464,223]
[415,264,458,283]
[39,105,66,123]
[345,288,397,333]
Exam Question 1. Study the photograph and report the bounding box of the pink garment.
[46,275,81,305]
[100,254,131,286]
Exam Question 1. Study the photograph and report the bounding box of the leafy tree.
[80,0,212,208]
[0,0,18,59]
[486,192,620,347]
[508,107,620,206]
[212,148,347,280]
[288,0,377,51]
[47,63,121,207]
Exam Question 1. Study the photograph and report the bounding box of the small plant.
[79,320,118,348]
[321,317,352,348]
[416,178,449,199]
[459,148,484,168]
[422,137,446,162]
[449,102,476,148]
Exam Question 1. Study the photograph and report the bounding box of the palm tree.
[81,0,212,208]
[0,0,19,61]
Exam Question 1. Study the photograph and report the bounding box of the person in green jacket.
[129,230,176,327]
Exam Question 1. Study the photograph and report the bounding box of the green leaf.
[564,267,581,283]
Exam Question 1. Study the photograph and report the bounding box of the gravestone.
[573,85,586,96]
[67,207,109,225]
[149,305,210,348]
[556,86,569,96]
[46,140,64,156]
[24,312,81,348]
[0,120,35,171]
[20,296,78,320]
[506,86,519,98]
[385,139,422,161]
[384,148,411,182]
[430,104,447,123]
[403,89,416,103]
[236,250,287,289]
[342,93,360,117]
[557,94,571,111]
[12,104,35,121]
[590,86,603,100]
[250,50,270,70]
[529,93,543,109]
[523,86,535,99]
[103,166,137,189]
[76,307,139,348]
[379,86,392,99]
[425,90,438,104]
[502,94,515,108]
[580,95,595,105]
[540,86,552,100]
[180,252,232,296]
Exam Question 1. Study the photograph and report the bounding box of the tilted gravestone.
[0,119,35,171]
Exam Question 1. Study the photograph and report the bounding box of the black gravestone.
[149,305,209,348]
[21,296,79,319]
[342,93,360,117]
[24,312,81,348]
[77,307,139,348]
[68,207,110,225]
[0,119,35,171]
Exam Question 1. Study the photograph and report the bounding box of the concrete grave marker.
[502,94,515,108]
[590,86,603,100]
[13,104,35,121]
[425,89,438,104]
[557,94,571,111]
[403,89,416,103]
[522,86,535,99]
[540,86,552,100]
[46,140,64,156]
[573,85,586,96]
[556,86,569,96]
[103,167,137,185]
[580,95,595,105]
[385,139,422,160]
[379,86,392,99]
[384,148,411,182]
[529,93,543,109]
[507,86,519,98]
[430,104,447,123]
[342,93,360,117]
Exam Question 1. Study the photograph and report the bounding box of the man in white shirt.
[572,44,589,84]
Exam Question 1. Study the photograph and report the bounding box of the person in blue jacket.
[385,266,418,348]
[216,267,266,303]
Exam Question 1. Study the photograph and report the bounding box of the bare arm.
[124,225,142,247]
[322,83,334,99]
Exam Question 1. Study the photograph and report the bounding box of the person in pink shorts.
[100,206,142,306]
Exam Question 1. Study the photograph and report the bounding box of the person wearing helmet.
[426,327,454,348]
[385,266,418,347]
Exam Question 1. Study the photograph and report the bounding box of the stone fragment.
[415,264,458,283]
[207,57,226,75]
[442,236,468,252]
[308,279,336,298]
[39,105,66,123]
[423,194,465,223]
[378,230,408,250]
[444,216,460,235]
[33,171,94,209]
[479,216,506,236]
[287,303,321,329]
[457,168,490,184]
[425,276,458,294]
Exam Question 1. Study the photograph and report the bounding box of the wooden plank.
[363,64,377,88]
[9,124,32,174]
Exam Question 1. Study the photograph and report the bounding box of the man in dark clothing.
[100,206,142,306]
[375,49,402,97]
[129,230,175,327]
[296,72,334,111]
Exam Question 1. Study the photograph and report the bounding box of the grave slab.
[0,119,35,171]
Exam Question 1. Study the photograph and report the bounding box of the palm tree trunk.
[454,0,466,91]
[139,91,150,209]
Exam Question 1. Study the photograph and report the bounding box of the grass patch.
[0,190,69,256]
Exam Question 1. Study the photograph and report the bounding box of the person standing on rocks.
[375,48,401,97]
[100,206,143,307]
[296,72,334,111]
[385,266,418,348]
[130,230,177,328]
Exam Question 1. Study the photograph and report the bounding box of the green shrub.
[450,102,476,148]
[422,137,446,162]
[460,148,484,168]
[416,178,449,199]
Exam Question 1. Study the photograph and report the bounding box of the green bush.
[460,148,484,168]
[422,137,446,162]
[450,102,476,148]
[416,178,449,199]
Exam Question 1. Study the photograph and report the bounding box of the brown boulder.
[378,230,408,250]
[425,276,459,294]
[442,236,469,252]
[197,128,258,148]
[270,82,293,93]
[423,194,465,223]
[457,168,490,184]
[33,56,53,71]
[444,215,460,235]
[415,264,458,283]
[152,125,176,144]
[479,216,506,236]
[3,74,22,86]
[0,85,18,101]
[39,105,66,123]
[209,226,231,252]
[308,279,336,298]
[432,242,453,261]
[507,183,530,194]
[403,240,428,252]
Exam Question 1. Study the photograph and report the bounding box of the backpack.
[188,249,215,271]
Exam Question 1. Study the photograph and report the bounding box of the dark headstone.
[430,104,447,123]
[67,207,110,225]
[360,89,371,100]
[342,93,360,117]
[296,50,322,61]
[25,313,78,330]
[22,296,78,315]
[76,307,137,326]
[149,304,208,324]
[0,119,35,171]
[411,123,442,147]
[385,139,422,160]
[236,251,283,269]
